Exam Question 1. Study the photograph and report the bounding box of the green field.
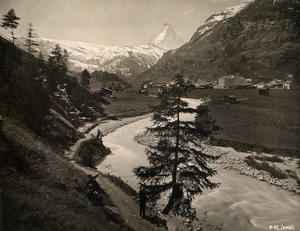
[103,92,159,118]
[189,89,300,155]
[105,89,299,156]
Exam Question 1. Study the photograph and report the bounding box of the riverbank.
[65,113,151,160]
[65,114,171,230]
[96,115,300,231]
[77,110,299,196]
[135,131,300,195]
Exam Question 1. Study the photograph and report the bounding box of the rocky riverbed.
[135,131,300,195]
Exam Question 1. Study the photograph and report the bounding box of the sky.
[0,0,247,46]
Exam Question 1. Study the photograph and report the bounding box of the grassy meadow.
[103,92,159,118]
[190,89,300,155]
[106,89,300,155]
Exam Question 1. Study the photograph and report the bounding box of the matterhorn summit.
[151,23,186,51]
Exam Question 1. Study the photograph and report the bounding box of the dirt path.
[74,163,167,231]
[65,114,151,159]
[67,114,168,231]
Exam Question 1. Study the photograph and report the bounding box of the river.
[97,99,300,231]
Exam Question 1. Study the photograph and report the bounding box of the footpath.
[67,115,169,231]
[74,164,167,231]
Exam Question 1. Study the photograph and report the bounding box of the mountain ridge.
[133,0,300,84]
[14,23,185,78]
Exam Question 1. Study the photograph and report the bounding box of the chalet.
[224,95,238,104]
[283,81,295,90]
[258,88,270,96]
[255,83,266,89]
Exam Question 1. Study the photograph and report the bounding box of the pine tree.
[62,49,69,75]
[47,44,68,90]
[25,23,39,54]
[80,69,91,88]
[1,9,20,45]
[134,75,219,219]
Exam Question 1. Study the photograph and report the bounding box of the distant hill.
[90,70,132,91]
[133,0,300,85]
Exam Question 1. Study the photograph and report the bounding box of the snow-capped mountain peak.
[190,1,254,42]
[205,1,253,24]
[150,23,186,51]
[14,23,186,78]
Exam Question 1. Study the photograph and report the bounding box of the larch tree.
[25,23,39,54]
[134,75,219,219]
[80,69,91,88]
[1,9,20,45]
[47,44,69,90]
[62,49,69,75]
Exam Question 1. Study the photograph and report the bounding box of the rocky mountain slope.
[16,23,185,78]
[133,0,300,84]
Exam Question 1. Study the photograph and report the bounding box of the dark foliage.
[134,75,219,219]
[47,44,69,91]
[1,8,20,45]
[80,68,91,88]
[244,156,287,179]
[25,22,39,54]
[0,37,50,133]
[91,70,132,91]
[74,137,111,168]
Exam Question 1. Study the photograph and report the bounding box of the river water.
[97,99,300,231]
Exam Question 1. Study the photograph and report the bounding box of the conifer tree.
[1,9,20,45]
[47,44,68,90]
[80,69,91,88]
[62,49,69,75]
[134,75,219,218]
[25,23,39,54]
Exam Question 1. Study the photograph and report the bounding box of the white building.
[218,75,247,88]
[283,81,295,90]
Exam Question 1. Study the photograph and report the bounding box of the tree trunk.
[163,95,181,214]
[11,29,15,45]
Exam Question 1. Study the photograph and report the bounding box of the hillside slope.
[0,37,133,230]
[0,121,132,231]
[134,0,300,84]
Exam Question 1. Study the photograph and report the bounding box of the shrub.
[254,155,283,163]
[244,156,287,179]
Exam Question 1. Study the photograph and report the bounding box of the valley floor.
[72,110,300,231]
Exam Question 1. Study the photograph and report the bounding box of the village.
[137,74,297,93]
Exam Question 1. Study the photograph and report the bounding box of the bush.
[244,156,287,179]
[254,155,283,163]
[74,138,111,168]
